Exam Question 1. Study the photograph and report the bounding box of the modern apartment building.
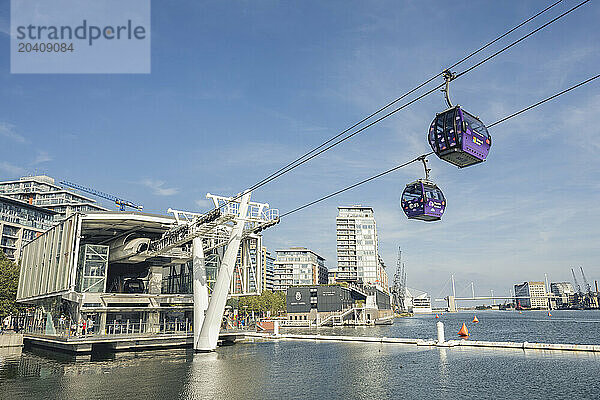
[0,175,109,262]
[334,206,388,291]
[514,281,548,309]
[0,175,107,219]
[550,282,576,308]
[262,247,275,292]
[0,195,57,261]
[273,247,327,291]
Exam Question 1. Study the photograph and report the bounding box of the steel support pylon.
[192,237,209,350]
[195,191,251,352]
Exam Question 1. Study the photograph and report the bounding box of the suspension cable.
[240,0,588,198]
[218,0,575,207]
[488,73,599,128]
[279,152,433,218]
[279,73,599,218]
[455,0,591,80]
[246,0,565,193]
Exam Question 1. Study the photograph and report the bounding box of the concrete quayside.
[244,331,600,353]
[0,333,24,348]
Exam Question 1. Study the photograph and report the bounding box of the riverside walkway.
[22,330,247,354]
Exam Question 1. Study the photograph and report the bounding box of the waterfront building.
[334,206,388,291]
[261,247,275,292]
[403,287,432,314]
[16,210,265,337]
[514,281,548,309]
[286,284,392,325]
[0,195,57,261]
[273,247,327,292]
[550,282,576,308]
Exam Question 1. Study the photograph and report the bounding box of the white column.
[193,237,209,350]
[196,191,251,352]
[436,321,445,343]
[148,266,163,294]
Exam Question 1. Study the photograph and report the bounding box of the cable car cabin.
[401,180,446,221]
[428,106,491,168]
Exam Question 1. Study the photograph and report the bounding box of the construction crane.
[60,180,143,211]
[580,266,592,295]
[571,267,583,296]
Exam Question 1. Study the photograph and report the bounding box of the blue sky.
[0,0,599,302]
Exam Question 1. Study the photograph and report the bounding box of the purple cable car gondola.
[428,70,491,168]
[401,179,446,222]
[400,157,446,222]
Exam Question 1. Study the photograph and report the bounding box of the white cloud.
[32,150,52,165]
[141,178,179,196]
[0,122,28,144]
[195,198,213,209]
[0,162,25,176]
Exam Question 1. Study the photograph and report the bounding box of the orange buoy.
[547,311,552,317]
[458,323,469,337]
[472,315,479,323]
[435,314,440,319]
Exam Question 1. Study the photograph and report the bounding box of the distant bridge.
[435,295,555,312]
[433,296,554,301]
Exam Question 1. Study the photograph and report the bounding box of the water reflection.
[2,311,600,399]
[438,347,449,387]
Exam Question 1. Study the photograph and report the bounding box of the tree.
[0,250,21,319]
[235,290,287,317]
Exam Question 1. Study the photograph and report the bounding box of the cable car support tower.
[147,190,279,352]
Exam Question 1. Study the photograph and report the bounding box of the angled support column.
[193,237,209,350]
[196,191,251,352]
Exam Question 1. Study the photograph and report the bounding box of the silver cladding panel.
[17,214,79,301]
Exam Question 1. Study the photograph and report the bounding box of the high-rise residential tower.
[262,246,275,292]
[334,206,388,291]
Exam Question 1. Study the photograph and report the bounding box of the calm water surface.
[2,310,600,399]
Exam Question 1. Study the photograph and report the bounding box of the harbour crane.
[391,247,406,312]
[60,180,144,211]
[571,268,583,296]
[580,266,592,295]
